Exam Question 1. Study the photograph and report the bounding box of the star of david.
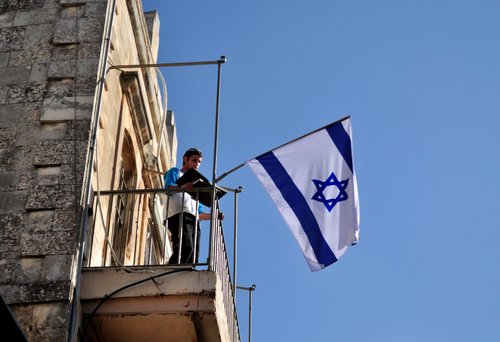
[311,172,349,212]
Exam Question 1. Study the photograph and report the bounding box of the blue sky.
[142,1,500,341]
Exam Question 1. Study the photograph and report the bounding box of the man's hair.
[183,148,203,159]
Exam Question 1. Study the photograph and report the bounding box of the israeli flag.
[247,117,360,271]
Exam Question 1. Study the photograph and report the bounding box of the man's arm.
[199,212,224,221]
[164,167,179,188]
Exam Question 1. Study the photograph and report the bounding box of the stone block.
[0,232,21,258]
[19,257,45,282]
[15,122,67,147]
[32,302,70,332]
[0,102,40,128]
[5,82,46,103]
[41,96,93,122]
[45,79,74,97]
[17,170,65,190]
[0,191,27,214]
[77,17,104,43]
[53,18,77,45]
[76,58,98,78]
[33,140,74,166]
[20,231,75,256]
[53,208,77,231]
[65,119,90,140]
[23,101,42,125]
[42,0,60,9]
[16,172,35,190]
[0,13,14,29]
[0,27,24,52]
[57,163,83,187]
[51,44,77,60]
[35,166,61,186]
[0,65,30,85]
[13,8,58,26]
[42,255,72,281]
[0,128,15,148]
[11,11,30,26]
[0,280,71,304]
[0,103,22,128]
[29,63,47,83]
[83,2,107,19]
[0,171,21,191]
[0,146,35,171]
[23,24,54,50]
[0,258,44,284]
[36,166,61,185]
[0,212,22,236]
[0,52,9,67]
[47,59,75,79]
[78,42,100,59]
[0,86,7,103]
[75,76,96,95]
[0,0,46,13]
[9,48,51,66]
[25,184,75,210]
[25,210,55,232]
[31,327,67,342]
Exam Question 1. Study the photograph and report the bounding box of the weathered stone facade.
[0,0,174,340]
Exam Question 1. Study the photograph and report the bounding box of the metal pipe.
[177,192,186,264]
[193,193,200,264]
[231,187,241,342]
[236,284,256,342]
[108,59,222,70]
[68,0,117,340]
[232,187,243,298]
[95,187,212,195]
[208,56,226,271]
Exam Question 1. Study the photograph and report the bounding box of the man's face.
[184,154,202,170]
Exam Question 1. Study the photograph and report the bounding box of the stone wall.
[0,0,175,340]
[0,0,106,340]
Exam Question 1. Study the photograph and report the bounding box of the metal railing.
[83,186,240,341]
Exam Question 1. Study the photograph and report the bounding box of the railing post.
[237,284,256,342]
[208,56,226,271]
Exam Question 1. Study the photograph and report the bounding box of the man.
[163,148,222,264]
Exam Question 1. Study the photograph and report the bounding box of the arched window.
[111,132,137,265]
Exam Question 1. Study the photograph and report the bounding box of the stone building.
[0,0,239,341]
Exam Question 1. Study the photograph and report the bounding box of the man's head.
[182,148,203,170]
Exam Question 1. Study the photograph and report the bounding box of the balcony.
[80,187,241,342]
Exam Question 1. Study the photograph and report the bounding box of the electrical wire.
[82,268,195,339]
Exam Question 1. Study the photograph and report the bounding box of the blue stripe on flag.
[326,123,353,172]
[256,152,338,267]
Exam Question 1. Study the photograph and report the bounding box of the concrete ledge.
[81,268,217,300]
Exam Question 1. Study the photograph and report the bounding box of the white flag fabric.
[246,117,360,271]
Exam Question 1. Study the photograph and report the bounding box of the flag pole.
[215,115,351,183]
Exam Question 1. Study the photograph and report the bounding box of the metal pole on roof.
[108,59,222,70]
[208,56,227,271]
[109,56,227,271]
[237,284,257,342]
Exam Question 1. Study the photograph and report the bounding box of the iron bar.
[208,56,226,271]
[236,285,256,342]
[108,59,223,70]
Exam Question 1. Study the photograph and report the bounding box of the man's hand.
[181,182,194,192]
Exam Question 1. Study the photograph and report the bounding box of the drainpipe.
[67,0,117,340]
